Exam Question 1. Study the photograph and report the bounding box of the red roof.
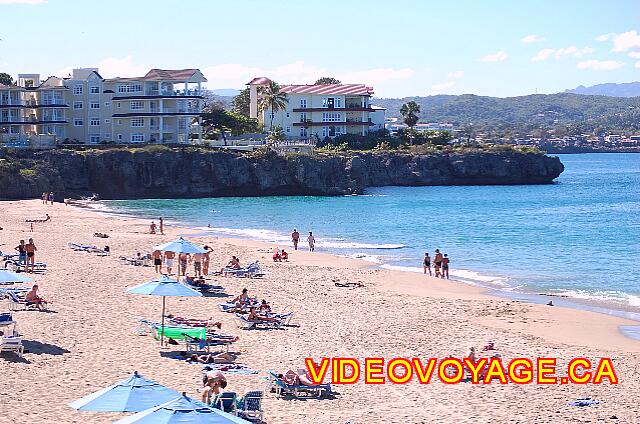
[247,77,272,85]
[280,84,374,96]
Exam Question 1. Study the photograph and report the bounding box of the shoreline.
[85,199,640,341]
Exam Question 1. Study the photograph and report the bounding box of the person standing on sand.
[48,192,54,205]
[434,249,443,278]
[15,240,27,270]
[150,221,157,234]
[41,192,47,204]
[159,217,164,235]
[179,253,189,277]
[193,252,203,276]
[307,231,315,252]
[423,252,431,276]
[165,251,175,275]
[25,238,37,273]
[202,246,211,275]
[152,250,163,274]
[442,254,450,279]
[291,229,300,250]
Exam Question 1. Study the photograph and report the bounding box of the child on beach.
[423,252,431,276]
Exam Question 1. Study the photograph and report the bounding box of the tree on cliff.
[201,102,258,142]
[400,101,420,128]
[232,88,251,117]
[266,126,286,148]
[0,73,13,86]
[314,77,341,85]
[258,81,289,130]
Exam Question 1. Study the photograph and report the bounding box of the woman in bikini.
[423,252,431,276]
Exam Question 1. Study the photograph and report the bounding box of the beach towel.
[569,398,600,407]
[202,364,259,374]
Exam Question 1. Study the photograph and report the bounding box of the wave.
[545,288,640,308]
[350,253,383,264]
[319,241,406,249]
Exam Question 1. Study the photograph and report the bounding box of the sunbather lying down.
[165,314,222,329]
[247,307,280,323]
[180,351,237,364]
[278,369,320,386]
[335,282,364,288]
[93,232,109,238]
[26,214,50,223]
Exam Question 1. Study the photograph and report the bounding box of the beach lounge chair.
[7,291,34,311]
[182,333,234,353]
[68,243,109,256]
[234,312,293,330]
[212,392,237,414]
[3,257,47,273]
[0,335,24,358]
[266,371,332,399]
[224,261,265,278]
[236,390,264,422]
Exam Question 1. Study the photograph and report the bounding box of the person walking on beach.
[41,192,47,204]
[15,240,27,270]
[307,231,315,252]
[152,250,163,274]
[165,251,175,275]
[202,246,211,275]
[441,254,450,279]
[159,217,164,235]
[434,249,443,278]
[25,238,37,273]
[291,229,300,250]
[150,221,157,234]
[423,252,431,276]
[48,192,54,205]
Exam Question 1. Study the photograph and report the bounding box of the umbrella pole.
[161,296,166,346]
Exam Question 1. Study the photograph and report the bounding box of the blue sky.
[1,0,639,97]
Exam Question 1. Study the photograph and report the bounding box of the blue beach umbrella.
[127,275,201,345]
[0,269,33,284]
[154,237,207,254]
[68,371,181,412]
[113,393,250,424]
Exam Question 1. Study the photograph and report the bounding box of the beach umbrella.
[113,393,250,424]
[68,371,182,413]
[127,275,202,345]
[154,236,207,254]
[0,269,33,284]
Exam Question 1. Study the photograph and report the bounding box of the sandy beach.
[1,199,639,424]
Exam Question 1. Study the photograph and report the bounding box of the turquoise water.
[101,153,640,309]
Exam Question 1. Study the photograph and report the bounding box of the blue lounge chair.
[236,390,264,422]
[212,392,237,414]
[224,261,265,278]
[266,371,332,399]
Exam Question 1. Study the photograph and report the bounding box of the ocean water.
[101,153,640,311]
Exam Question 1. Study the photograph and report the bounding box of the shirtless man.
[149,221,157,234]
[307,232,315,252]
[441,254,450,279]
[291,229,300,250]
[25,238,37,273]
[25,284,47,311]
[423,252,431,276]
[178,253,189,277]
[164,251,176,275]
[152,250,163,273]
[192,252,204,276]
[434,249,443,278]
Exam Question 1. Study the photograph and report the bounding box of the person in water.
[434,249,443,278]
[423,252,431,276]
[291,229,300,250]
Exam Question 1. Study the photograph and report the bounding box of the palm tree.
[400,101,420,128]
[258,81,289,130]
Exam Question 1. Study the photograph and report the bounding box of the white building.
[247,77,384,139]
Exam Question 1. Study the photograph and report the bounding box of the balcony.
[293,120,374,127]
[292,106,374,112]
[114,88,204,100]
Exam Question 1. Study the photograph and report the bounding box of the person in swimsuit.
[25,284,47,311]
[221,256,241,275]
[48,192,54,205]
[442,254,450,279]
[247,306,280,323]
[25,238,37,273]
[202,246,211,275]
[232,288,250,308]
[192,252,204,276]
[307,232,315,252]
[423,252,431,276]
[281,249,288,261]
[159,217,164,235]
[15,240,27,269]
[291,229,300,250]
[164,251,175,275]
[434,249,443,278]
[41,192,47,204]
[152,250,163,273]
[178,253,189,277]
[149,221,157,234]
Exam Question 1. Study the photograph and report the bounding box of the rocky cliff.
[0,147,564,200]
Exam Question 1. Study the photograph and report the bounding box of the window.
[90,102,100,109]
[90,86,100,94]
[74,119,83,126]
[300,99,307,108]
[130,101,144,110]
[117,102,121,108]
[104,102,110,107]
[322,97,341,108]
[285,126,291,133]
[322,112,342,122]
[286,112,290,118]
[105,119,111,124]
[90,118,100,126]
[90,135,100,143]
[300,112,307,122]
[131,133,144,142]
[73,85,83,95]
[73,101,83,109]
[131,118,144,127]
[118,83,142,93]
[178,118,187,130]
[117,119,122,125]
[300,127,307,137]
[117,134,123,141]
[105,133,111,139]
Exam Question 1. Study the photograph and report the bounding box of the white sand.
[1,199,639,423]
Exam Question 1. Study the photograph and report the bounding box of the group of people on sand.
[151,246,212,276]
[291,228,316,252]
[41,192,55,205]
[14,238,38,272]
[272,249,288,262]
[423,248,450,279]
[149,218,164,235]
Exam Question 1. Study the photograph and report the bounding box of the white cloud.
[610,30,640,52]
[480,51,508,62]
[629,51,640,59]
[447,70,465,79]
[531,46,594,62]
[429,81,456,94]
[577,60,625,71]
[636,61,640,69]
[531,48,555,62]
[0,0,46,3]
[595,33,615,42]
[521,34,546,43]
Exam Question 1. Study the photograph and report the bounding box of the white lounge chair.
[0,335,24,358]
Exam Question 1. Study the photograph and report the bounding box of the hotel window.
[322,112,341,122]
[73,101,83,109]
[178,118,187,130]
[286,112,290,118]
[105,119,111,124]
[73,85,83,95]
[300,127,307,137]
[105,133,111,139]
[90,118,100,126]
[74,119,83,126]
[104,102,110,107]
[131,133,144,142]
[90,102,100,109]
[285,126,291,133]
[118,83,142,93]
[90,86,100,94]
[300,99,307,108]
[90,135,100,143]
[300,112,307,122]
[131,118,144,127]
[130,101,144,110]
[117,102,121,108]
[117,119,122,125]
[117,134,123,141]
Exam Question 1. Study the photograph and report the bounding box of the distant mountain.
[210,88,241,96]
[564,82,640,97]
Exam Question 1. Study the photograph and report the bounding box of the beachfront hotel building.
[0,68,207,146]
[247,77,385,139]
